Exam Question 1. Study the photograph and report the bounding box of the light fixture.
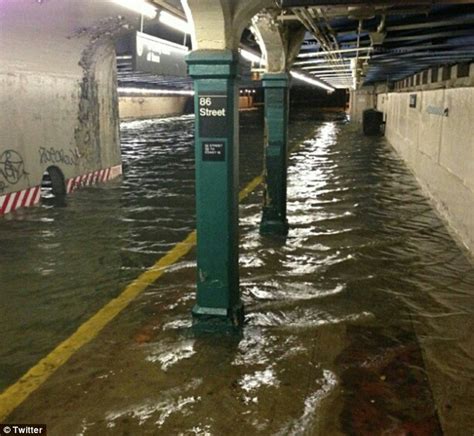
[118,87,195,96]
[112,0,157,19]
[159,10,191,34]
[240,49,264,65]
[290,71,335,92]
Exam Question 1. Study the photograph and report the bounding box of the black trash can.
[363,109,384,136]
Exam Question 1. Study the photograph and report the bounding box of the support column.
[186,50,243,328]
[260,72,290,236]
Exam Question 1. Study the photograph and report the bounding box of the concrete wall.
[349,84,388,123]
[349,87,375,123]
[378,85,474,254]
[119,96,189,119]
[0,0,138,215]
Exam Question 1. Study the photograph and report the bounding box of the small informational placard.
[198,93,228,138]
[202,142,225,162]
[409,94,417,108]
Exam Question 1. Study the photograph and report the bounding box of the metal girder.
[297,46,372,57]
[385,29,474,43]
[371,50,474,60]
[387,16,474,32]
[371,43,473,54]
[150,0,186,18]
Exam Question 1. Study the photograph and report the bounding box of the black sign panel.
[198,93,228,137]
[202,142,225,161]
[133,32,188,77]
[409,94,417,108]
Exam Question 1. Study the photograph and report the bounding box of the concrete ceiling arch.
[182,0,277,50]
[252,10,306,73]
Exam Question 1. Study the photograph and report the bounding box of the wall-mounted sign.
[409,94,417,108]
[202,142,225,161]
[198,93,228,138]
[427,106,449,117]
[133,31,188,76]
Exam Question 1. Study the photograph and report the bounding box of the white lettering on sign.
[199,97,226,117]
[198,93,227,137]
[199,108,226,117]
[147,52,161,63]
[135,32,188,76]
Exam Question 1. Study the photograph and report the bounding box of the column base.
[192,302,244,332]
[259,219,289,236]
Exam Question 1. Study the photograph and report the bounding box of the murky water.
[0,110,310,388]
[2,111,474,434]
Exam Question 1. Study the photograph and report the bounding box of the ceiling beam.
[385,29,474,43]
[150,0,186,18]
[282,0,473,6]
[387,16,474,31]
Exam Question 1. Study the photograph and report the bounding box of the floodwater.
[1,110,474,435]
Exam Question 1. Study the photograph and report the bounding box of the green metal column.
[260,72,290,236]
[186,50,243,327]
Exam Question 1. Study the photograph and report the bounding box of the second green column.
[260,73,290,236]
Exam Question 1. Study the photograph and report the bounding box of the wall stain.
[71,17,127,172]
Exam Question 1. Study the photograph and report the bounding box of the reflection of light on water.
[233,329,274,366]
[106,396,199,427]
[120,114,195,130]
[246,282,346,302]
[277,369,338,435]
[183,424,213,436]
[239,366,280,393]
[145,339,196,371]
[247,310,374,329]
[162,318,193,331]
[105,379,202,427]
[76,418,92,436]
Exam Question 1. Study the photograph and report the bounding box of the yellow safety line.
[0,172,264,421]
[239,175,263,202]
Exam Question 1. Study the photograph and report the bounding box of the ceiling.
[282,2,474,88]
[116,1,474,91]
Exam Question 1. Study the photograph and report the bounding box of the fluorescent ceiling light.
[112,0,157,19]
[303,68,351,73]
[159,10,191,34]
[239,50,335,92]
[290,71,335,92]
[240,49,264,64]
[301,65,351,70]
[295,59,349,66]
[118,87,195,96]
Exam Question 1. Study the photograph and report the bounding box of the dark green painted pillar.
[260,72,290,236]
[186,50,243,328]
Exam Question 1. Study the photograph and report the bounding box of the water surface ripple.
[2,111,474,435]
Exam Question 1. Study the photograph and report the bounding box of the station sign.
[133,31,188,77]
[198,93,228,138]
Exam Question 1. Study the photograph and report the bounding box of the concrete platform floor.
[3,118,474,435]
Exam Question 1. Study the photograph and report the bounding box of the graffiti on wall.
[39,147,81,166]
[0,150,29,192]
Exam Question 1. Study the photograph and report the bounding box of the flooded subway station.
[1,1,474,435]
